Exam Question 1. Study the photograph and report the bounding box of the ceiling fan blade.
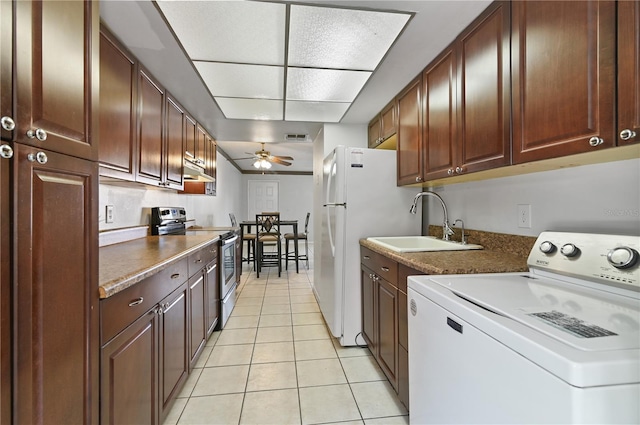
[269,157,292,166]
[232,156,257,160]
[272,155,294,161]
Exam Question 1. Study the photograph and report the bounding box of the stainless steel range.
[150,207,239,329]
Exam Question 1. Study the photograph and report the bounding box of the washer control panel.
[529,232,640,292]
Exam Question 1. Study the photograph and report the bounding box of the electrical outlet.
[106,205,114,223]
[517,204,531,228]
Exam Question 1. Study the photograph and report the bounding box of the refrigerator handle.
[326,153,337,257]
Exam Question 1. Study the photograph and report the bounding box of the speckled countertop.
[99,231,225,299]
[359,227,536,275]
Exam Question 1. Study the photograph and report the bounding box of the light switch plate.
[106,205,114,223]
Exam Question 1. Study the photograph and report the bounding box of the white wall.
[240,173,314,241]
[99,153,244,230]
[323,123,368,157]
[425,158,640,237]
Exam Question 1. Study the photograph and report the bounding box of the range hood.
[183,159,215,182]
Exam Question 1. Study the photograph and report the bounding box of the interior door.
[247,180,279,220]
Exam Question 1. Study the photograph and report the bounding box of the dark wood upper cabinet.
[185,114,197,162]
[1,0,14,143]
[423,46,457,180]
[99,28,138,181]
[511,0,616,163]
[396,75,424,185]
[456,1,510,173]
[368,100,397,148]
[165,95,186,190]
[14,143,99,424]
[14,0,99,160]
[136,68,165,186]
[424,1,510,180]
[618,0,640,146]
[368,115,382,148]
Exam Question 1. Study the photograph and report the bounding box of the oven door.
[220,234,238,298]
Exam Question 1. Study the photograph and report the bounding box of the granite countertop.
[359,238,529,275]
[99,232,226,299]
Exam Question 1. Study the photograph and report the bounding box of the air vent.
[284,133,310,142]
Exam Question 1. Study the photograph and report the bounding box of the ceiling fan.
[233,143,294,168]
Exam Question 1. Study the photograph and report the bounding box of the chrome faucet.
[453,219,467,244]
[409,191,455,241]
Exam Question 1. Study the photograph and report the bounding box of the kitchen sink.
[366,236,483,252]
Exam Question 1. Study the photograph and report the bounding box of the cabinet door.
[368,115,381,148]
[511,1,615,163]
[14,143,99,424]
[0,125,10,423]
[1,0,14,143]
[456,1,511,173]
[99,29,137,181]
[398,346,409,410]
[380,101,397,140]
[165,95,185,190]
[397,76,424,185]
[185,114,197,162]
[136,68,165,186]
[377,278,398,390]
[196,125,207,167]
[188,272,206,370]
[361,266,377,351]
[159,283,189,420]
[618,0,640,145]
[14,0,99,160]
[101,308,158,425]
[206,134,217,193]
[423,46,457,180]
[206,260,220,336]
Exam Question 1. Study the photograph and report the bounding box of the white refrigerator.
[316,146,421,346]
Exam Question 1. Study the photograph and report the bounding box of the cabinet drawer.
[361,246,398,285]
[101,258,188,344]
[188,242,218,276]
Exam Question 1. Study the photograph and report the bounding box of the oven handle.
[221,235,238,246]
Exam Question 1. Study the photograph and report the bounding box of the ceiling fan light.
[253,160,261,169]
[263,160,272,169]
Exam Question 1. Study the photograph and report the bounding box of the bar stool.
[255,213,281,277]
[230,213,255,267]
[284,212,310,271]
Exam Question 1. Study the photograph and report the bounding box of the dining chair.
[255,212,281,278]
[230,213,255,267]
[283,212,310,271]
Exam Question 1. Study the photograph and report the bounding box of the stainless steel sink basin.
[366,236,483,252]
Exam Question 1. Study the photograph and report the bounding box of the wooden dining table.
[240,219,300,273]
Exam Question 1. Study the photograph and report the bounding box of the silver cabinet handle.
[588,136,604,146]
[620,129,637,141]
[0,144,13,159]
[415,176,422,182]
[380,266,390,272]
[447,169,454,175]
[27,152,48,164]
[128,297,144,307]
[363,255,370,260]
[170,273,181,280]
[1,116,15,131]
[194,259,202,263]
[455,166,464,174]
[26,128,47,141]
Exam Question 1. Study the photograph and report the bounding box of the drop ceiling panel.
[195,62,284,99]
[288,4,411,70]
[285,101,350,122]
[157,1,286,65]
[216,98,284,121]
[286,68,371,102]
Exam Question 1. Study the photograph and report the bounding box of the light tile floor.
[163,247,409,425]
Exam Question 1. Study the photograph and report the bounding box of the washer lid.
[427,273,640,352]
[411,273,640,387]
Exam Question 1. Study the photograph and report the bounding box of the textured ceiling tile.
[195,62,283,99]
[287,68,371,102]
[285,101,350,122]
[216,98,283,121]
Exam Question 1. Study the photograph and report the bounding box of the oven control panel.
[529,232,640,292]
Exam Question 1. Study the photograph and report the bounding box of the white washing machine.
[408,232,640,424]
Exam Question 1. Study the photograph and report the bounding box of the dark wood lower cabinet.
[101,309,158,425]
[206,259,220,337]
[0,140,10,424]
[189,272,207,370]
[14,143,99,424]
[361,246,424,412]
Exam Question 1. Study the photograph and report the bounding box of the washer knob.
[539,241,556,254]
[560,243,580,257]
[607,247,639,269]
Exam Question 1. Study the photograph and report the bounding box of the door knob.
[0,144,13,159]
[27,128,47,141]
[27,151,48,164]
[588,136,604,146]
[1,116,15,131]
[619,129,636,141]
